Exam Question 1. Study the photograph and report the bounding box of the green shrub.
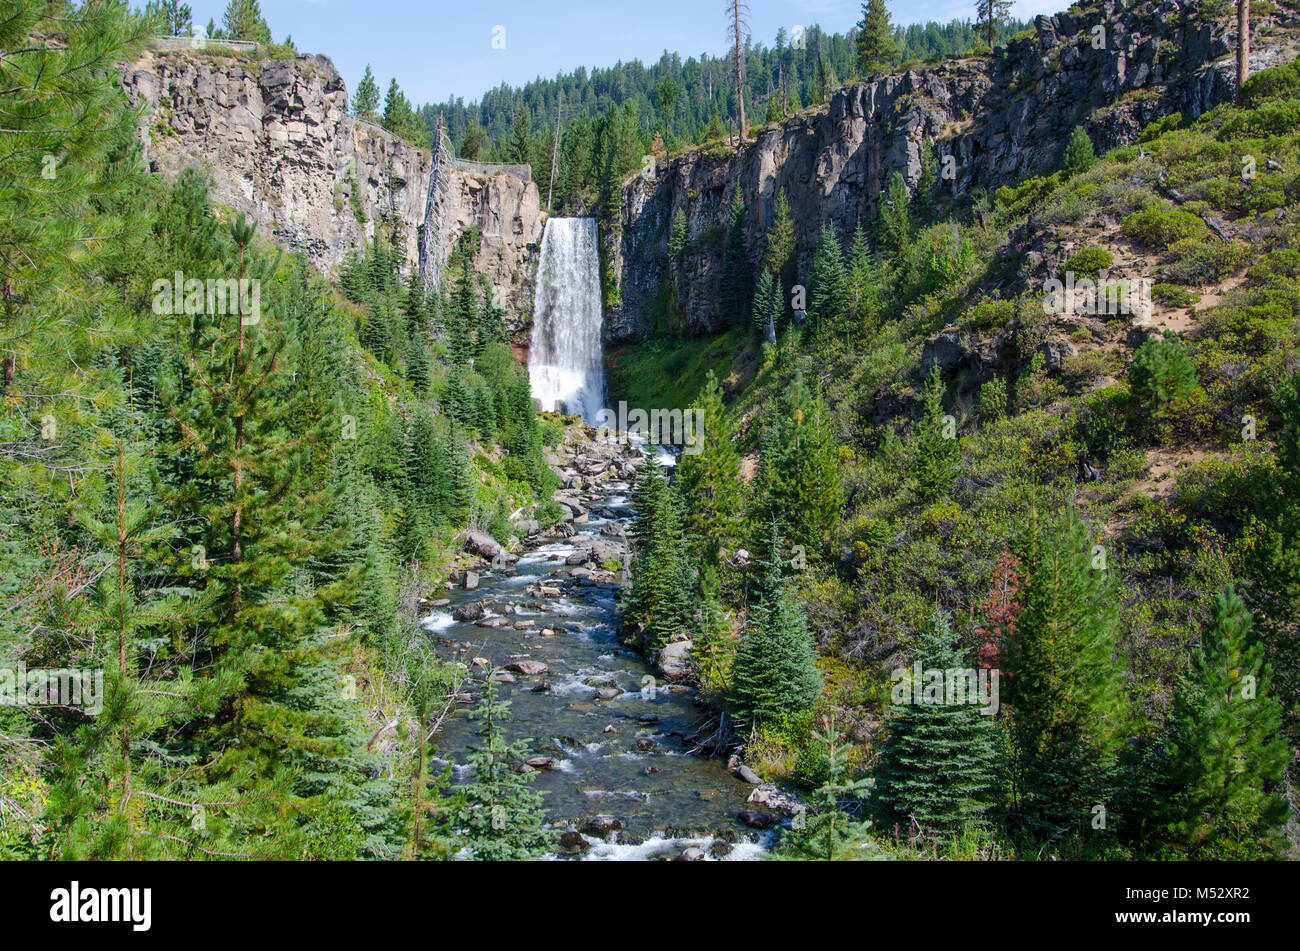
[980,377,1009,420]
[1139,112,1185,143]
[1161,239,1249,285]
[1152,282,1200,307]
[1066,246,1114,277]
[1121,203,1208,247]
[1130,332,1198,418]
[1239,58,1300,108]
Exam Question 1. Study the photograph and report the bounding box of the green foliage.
[912,364,960,500]
[352,65,380,122]
[1121,203,1209,246]
[1129,332,1198,420]
[856,0,899,75]
[729,523,823,727]
[1158,587,1289,858]
[876,172,913,263]
[677,371,743,560]
[781,716,873,859]
[1061,125,1097,175]
[873,612,1000,843]
[1065,246,1113,277]
[1005,508,1128,839]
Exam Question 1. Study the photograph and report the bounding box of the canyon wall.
[609,0,1300,342]
[121,48,543,326]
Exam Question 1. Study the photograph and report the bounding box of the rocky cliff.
[121,48,543,325]
[609,0,1300,342]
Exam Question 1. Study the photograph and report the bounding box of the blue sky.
[181,1,1064,105]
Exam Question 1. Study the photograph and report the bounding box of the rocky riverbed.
[418,422,791,860]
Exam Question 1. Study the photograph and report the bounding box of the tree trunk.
[1236,0,1250,105]
[733,4,746,143]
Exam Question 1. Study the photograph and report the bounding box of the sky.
[180,1,1065,106]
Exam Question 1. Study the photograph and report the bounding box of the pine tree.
[221,0,271,43]
[751,268,777,340]
[146,0,194,36]
[507,105,532,165]
[975,0,1014,50]
[1161,586,1288,858]
[845,225,878,338]
[782,715,874,859]
[877,172,913,263]
[1062,125,1097,175]
[763,188,796,286]
[874,612,1000,844]
[677,371,743,559]
[439,678,554,860]
[913,363,959,500]
[808,224,849,332]
[752,371,844,554]
[1005,507,1128,840]
[352,66,380,122]
[623,460,694,647]
[856,0,898,75]
[1129,331,1196,422]
[719,192,752,326]
[730,522,822,727]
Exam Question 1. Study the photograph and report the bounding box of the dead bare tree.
[1236,0,1250,104]
[726,0,750,143]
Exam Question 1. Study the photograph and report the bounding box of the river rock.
[430,598,451,608]
[675,847,706,861]
[579,816,623,838]
[747,784,804,817]
[654,639,693,680]
[558,830,589,853]
[489,670,516,684]
[462,529,518,565]
[507,660,548,676]
[453,602,484,621]
[738,810,776,829]
[594,686,623,701]
[731,763,762,785]
[463,571,479,591]
[471,656,489,669]
[525,756,556,771]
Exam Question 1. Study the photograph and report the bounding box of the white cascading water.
[529,217,605,421]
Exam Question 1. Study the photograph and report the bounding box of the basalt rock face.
[608,0,1298,343]
[121,49,542,328]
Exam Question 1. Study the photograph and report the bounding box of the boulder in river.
[738,810,776,829]
[579,815,623,838]
[654,639,693,681]
[675,847,706,861]
[558,830,589,853]
[462,529,518,565]
[594,686,623,701]
[453,602,485,622]
[463,571,479,591]
[506,660,548,676]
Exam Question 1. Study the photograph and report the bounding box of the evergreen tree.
[730,522,822,727]
[874,612,1000,844]
[507,105,532,165]
[1062,125,1097,175]
[751,268,778,341]
[1161,586,1288,858]
[677,371,743,559]
[856,0,899,75]
[221,0,272,43]
[808,224,849,333]
[1129,331,1197,422]
[877,172,913,263]
[763,188,796,286]
[752,371,844,554]
[352,66,380,122]
[913,363,959,500]
[1005,507,1128,840]
[975,0,1014,50]
[719,192,752,326]
[782,716,874,860]
[623,460,694,646]
[146,0,194,36]
[439,678,554,860]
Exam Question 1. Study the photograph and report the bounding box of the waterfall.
[529,218,605,421]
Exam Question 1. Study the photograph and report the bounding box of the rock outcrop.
[121,47,542,327]
[608,0,1299,342]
